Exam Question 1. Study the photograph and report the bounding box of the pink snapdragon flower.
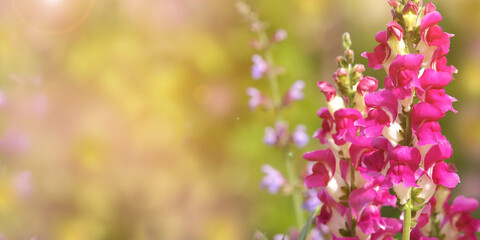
[303,1,480,239]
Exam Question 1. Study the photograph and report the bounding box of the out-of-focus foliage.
[0,0,478,239]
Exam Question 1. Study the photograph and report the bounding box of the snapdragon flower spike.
[260,164,286,194]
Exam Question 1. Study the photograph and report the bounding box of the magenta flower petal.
[432,161,459,188]
[450,196,479,215]
[357,76,378,95]
[333,108,362,145]
[411,102,444,131]
[424,2,437,14]
[349,137,375,167]
[314,108,334,144]
[349,188,376,220]
[387,54,424,99]
[387,165,418,187]
[387,21,404,40]
[364,90,398,122]
[361,31,391,70]
[371,218,402,240]
[416,121,446,146]
[418,69,453,90]
[358,205,386,234]
[431,56,457,74]
[423,89,457,114]
[420,11,443,34]
[389,146,421,171]
[424,142,453,171]
[424,26,452,56]
[304,149,336,188]
[317,81,337,101]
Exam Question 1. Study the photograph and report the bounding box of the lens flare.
[12,0,96,35]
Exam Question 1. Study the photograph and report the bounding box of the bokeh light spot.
[12,0,95,34]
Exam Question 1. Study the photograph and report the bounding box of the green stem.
[403,194,412,240]
[259,32,282,111]
[285,151,306,229]
[257,30,304,229]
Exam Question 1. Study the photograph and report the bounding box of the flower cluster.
[304,1,480,239]
[238,2,323,239]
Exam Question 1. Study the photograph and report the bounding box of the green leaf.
[297,209,317,240]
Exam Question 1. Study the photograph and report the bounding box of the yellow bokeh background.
[0,0,478,239]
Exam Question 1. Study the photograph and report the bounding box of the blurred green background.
[0,0,479,239]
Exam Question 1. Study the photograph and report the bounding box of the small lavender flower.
[246,87,272,110]
[283,80,305,106]
[309,229,324,240]
[263,126,277,146]
[260,164,285,194]
[251,54,268,80]
[263,122,289,146]
[292,124,309,148]
[246,87,263,110]
[273,234,290,240]
[303,188,321,212]
[272,29,288,42]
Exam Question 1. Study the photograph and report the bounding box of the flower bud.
[336,68,349,85]
[250,39,264,50]
[342,32,352,50]
[272,29,287,42]
[345,49,354,63]
[354,64,365,73]
[336,56,348,68]
[387,0,399,7]
[403,1,419,32]
[424,2,436,14]
[386,21,407,55]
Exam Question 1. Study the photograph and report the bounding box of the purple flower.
[263,126,277,146]
[303,188,321,212]
[260,164,285,194]
[251,54,268,80]
[283,80,305,105]
[273,234,289,240]
[246,87,272,110]
[292,124,309,148]
[263,122,288,146]
[272,29,288,42]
